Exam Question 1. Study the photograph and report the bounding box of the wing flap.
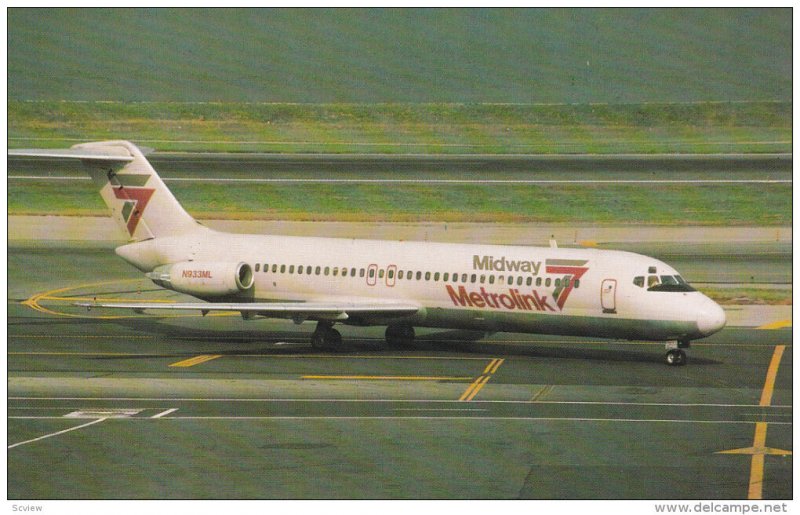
[74,300,420,321]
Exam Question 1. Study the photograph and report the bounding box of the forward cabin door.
[601,279,617,314]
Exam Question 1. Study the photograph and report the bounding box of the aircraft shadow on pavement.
[82,317,721,366]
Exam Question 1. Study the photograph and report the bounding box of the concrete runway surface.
[7,242,792,499]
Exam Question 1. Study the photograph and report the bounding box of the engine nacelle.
[146,261,254,297]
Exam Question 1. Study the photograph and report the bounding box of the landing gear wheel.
[311,324,342,350]
[665,349,687,366]
[385,324,416,347]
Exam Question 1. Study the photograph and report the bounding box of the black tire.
[385,324,415,347]
[666,349,687,366]
[311,327,342,350]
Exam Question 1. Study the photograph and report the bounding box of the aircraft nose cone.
[697,299,727,336]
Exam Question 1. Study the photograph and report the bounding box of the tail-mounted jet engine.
[146,261,254,297]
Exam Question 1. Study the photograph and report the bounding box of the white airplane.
[10,140,726,365]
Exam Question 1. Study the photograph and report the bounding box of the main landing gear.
[311,321,342,350]
[385,323,415,347]
[311,322,417,350]
[665,340,690,366]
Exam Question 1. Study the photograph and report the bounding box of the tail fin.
[13,140,200,241]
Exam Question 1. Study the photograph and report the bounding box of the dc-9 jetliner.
[11,141,726,365]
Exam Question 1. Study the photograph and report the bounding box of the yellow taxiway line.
[302,375,472,381]
[716,345,790,499]
[169,355,223,368]
[460,358,504,401]
[757,319,792,330]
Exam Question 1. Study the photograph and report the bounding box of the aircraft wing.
[74,300,421,322]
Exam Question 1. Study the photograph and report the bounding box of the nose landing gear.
[665,340,690,366]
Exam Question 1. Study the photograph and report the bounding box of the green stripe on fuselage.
[546,259,588,266]
[403,308,701,342]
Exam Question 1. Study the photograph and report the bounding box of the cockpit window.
[660,275,678,286]
[648,275,696,292]
[633,276,644,288]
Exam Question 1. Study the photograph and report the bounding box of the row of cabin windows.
[252,263,580,288]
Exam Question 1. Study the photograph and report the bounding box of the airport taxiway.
[7,241,792,499]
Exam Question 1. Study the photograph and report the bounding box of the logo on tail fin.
[108,172,155,236]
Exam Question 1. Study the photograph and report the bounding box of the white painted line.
[7,175,791,184]
[8,417,107,449]
[151,408,179,419]
[7,415,790,425]
[7,135,792,147]
[65,409,142,418]
[394,408,489,412]
[7,397,792,408]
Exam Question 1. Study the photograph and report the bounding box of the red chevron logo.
[112,186,155,236]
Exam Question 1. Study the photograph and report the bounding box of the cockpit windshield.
[633,274,696,292]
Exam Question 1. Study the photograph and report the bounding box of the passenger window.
[425,271,430,281]
[434,272,440,281]
[289,265,295,274]
[272,264,277,273]
[443,273,449,281]
[342,268,348,277]
[554,278,560,287]
[369,268,375,278]
[517,276,523,286]
[471,274,476,283]
[416,271,422,280]
[507,276,513,285]
[388,269,395,279]
[255,264,260,272]
[360,268,365,278]
[280,265,286,273]
[398,270,404,280]
[480,275,485,284]
[536,277,542,286]
[574,279,580,288]
[452,273,458,283]
[306,266,312,274]
[526,277,532,286]
[333,267,339,276]
[325,267,330,276]
[489,275,495,284]
[545,278,551,287]
[298,266,303,275]
[378,269,384,279]
[634,276,644,288]
[315,266,321,275]
[351,268,357,277]
[461,273,468,282]
[264,264,268,272]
